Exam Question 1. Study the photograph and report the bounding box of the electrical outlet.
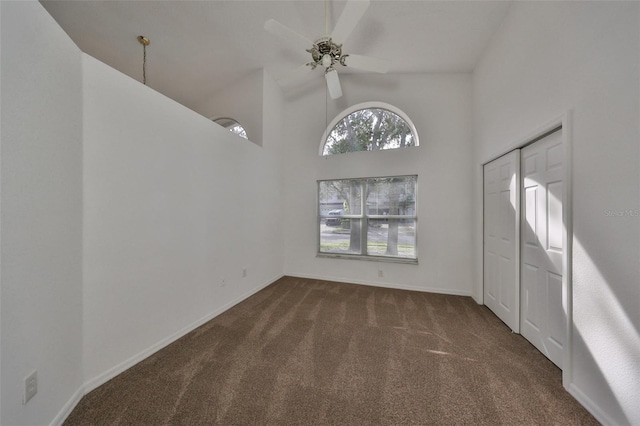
[221,278,227,288]
[242,268,247,278]
[23,370,37,404]
[378,269,384,278]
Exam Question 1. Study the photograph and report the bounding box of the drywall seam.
[286,272,473,297]
[82,273,284,395]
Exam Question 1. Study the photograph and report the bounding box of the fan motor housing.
[307,37,345,69]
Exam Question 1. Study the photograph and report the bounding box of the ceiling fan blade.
[277,63,313,86]
[331,0,370,44]
[343,54,391,74]
[264,19,313,51]
[325,69,343,99]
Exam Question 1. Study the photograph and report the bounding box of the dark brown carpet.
[65,276,598,425]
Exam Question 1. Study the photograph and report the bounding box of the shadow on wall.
[571,237,639,424]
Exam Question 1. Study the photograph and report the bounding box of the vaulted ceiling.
[41,0,511,115]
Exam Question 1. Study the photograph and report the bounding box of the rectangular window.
[318,175,417,263]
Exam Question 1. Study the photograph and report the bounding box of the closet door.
[483,150,520,332]
[520,130,564,368]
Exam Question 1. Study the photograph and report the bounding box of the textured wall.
[282,73,474,296]
[1,2,84,424]
[82,55,284,391]
[473,2,640,424]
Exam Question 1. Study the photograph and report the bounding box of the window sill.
[316,252,418,265]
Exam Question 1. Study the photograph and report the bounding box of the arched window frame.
[212,116,248,140]
[319,102,420,156]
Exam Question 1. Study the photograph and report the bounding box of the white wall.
[5,2,636,425]
[282,73,474,296]
[473,2,640,424]
[193,70,264,146]
[0,2,84,425]
[82,55,284,390]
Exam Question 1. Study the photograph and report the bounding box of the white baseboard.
[285,272,472,297]
[82,273,283,395]
[567,382,618,426]
[50,386,85,426]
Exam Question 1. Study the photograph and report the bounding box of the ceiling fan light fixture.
[265,0,386,99]
[322,54,332,68]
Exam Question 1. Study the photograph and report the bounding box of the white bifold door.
[483,129,565,368]
[520,130,564,368]
[483,150,521,333]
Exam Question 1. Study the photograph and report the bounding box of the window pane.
[229,123,247,139]
[318,175,417,262]
[323,106,416,156]
[319,180,362,216]
[366,176,416,216]
[320,219,362,254]
[367,219,416,258]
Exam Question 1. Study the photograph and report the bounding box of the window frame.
[317,175,418,264]
[319,102,420,156]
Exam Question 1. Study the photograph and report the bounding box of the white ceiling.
[41,0,511,115]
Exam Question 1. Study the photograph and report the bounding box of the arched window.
[320,102,419,156]
[213,117,248,139]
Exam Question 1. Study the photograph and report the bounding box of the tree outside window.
[322,104,417,156]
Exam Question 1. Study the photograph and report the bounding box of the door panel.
[548,181,563,251]
[520,129,564,368]
[484,150,520,332]
[522,263,540,331]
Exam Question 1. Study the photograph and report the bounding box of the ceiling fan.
[264,0,390,99]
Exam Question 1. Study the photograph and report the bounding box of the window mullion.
[361,180,367,255]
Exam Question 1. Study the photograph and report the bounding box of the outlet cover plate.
[24,370,37,404]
